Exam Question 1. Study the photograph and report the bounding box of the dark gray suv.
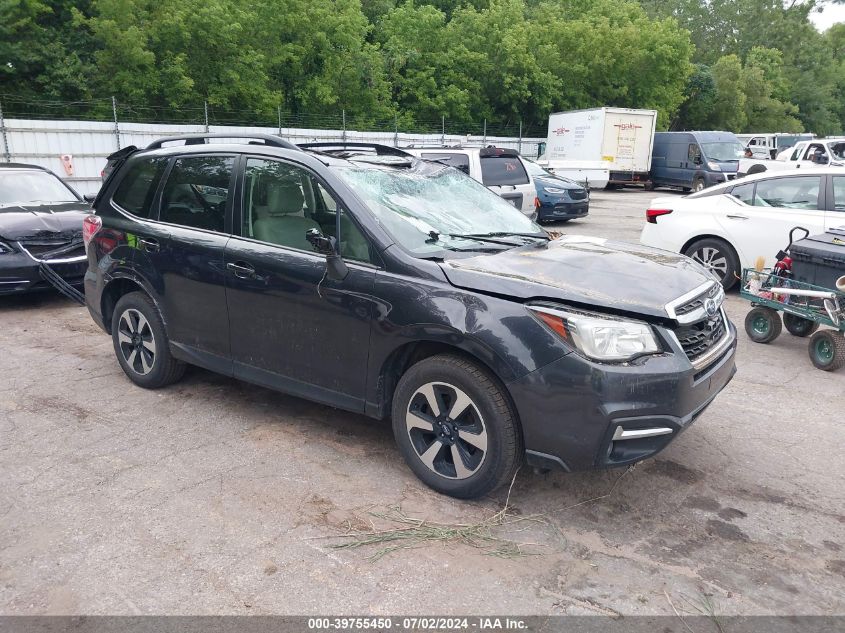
[84,135,736,499]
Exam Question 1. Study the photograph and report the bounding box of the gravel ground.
[1,189,843,616]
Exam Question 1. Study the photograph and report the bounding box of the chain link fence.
[0,95,546,194]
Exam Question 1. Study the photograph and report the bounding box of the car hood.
[0,202,90,241]
[534,175,583,190]
[440,235,715,320]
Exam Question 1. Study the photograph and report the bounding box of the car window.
[729,182,754,204]
[480,156,529,186]
[160,156,233,231]
[753,176,821,210]
[0,170,78,205]
[687,144,701,163]
[421,153,470,175]
[112,157,168,218]
[790,146,802,161]
[242,158,373,262]
[833,176,845,212]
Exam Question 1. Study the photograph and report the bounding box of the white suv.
[405,146,537,218]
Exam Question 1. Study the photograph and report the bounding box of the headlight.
[528,305,660,361]
[543,187,569,195]
[0,240,14,254]
[707,161,721,171]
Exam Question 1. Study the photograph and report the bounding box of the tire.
[391,354,522,499]
[744,306,782,344]
[111,291,186,389]
[808,330,845,371]
[692,177,706,193]
[684,238,740,290]
[643,181,655,191]
[783,313,819,338]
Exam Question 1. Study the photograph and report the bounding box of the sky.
[810,2,845,31]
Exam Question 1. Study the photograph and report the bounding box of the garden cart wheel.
[744,307,782,344]
[783,313,819,338]
[808,330,845,372]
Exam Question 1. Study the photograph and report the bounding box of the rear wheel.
[744,307,782,344]
[111,292,186,388]
[783,313,819,337]
[391,354,522,499]
[808,330,845,371]
[684,238,739,289]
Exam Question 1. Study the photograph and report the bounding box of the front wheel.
[808,330,845,371]
[391,354,522,499]
[783,313,819,337]
[692,177,706,192]
[111,292,186,388]
[684,238,739,289]
[744,306,782,344]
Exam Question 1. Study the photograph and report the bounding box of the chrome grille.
[674,311,726,362]
[674,283,721,317]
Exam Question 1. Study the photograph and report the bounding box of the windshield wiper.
[451,231,550,243]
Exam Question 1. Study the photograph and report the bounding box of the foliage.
[1,0,843,135]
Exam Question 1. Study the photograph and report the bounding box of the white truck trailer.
[539,107,657,189]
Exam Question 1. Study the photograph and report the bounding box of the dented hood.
[0,202,90,241]
[440,235,715,319]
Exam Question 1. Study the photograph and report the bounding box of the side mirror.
[306,228,348,281]
[813,153,828,164]
[83,194,96,203]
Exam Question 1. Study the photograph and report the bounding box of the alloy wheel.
[405,381,488,480]
[691,246,728,279]
[117,308,157,375]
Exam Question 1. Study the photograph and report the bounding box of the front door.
[225,157,377,412]
[720,174,828,267]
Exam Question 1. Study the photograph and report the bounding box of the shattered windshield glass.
[336,163,542,255]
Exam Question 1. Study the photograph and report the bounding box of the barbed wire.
[0,94,544,139]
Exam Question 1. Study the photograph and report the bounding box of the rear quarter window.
[112,157,169,218]
[480,156,529,186]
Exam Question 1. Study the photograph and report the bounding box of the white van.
[404,146,537,219]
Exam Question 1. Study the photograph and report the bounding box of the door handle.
[138,238,160,252]
[726,214,749,220]
[227,261,257,279]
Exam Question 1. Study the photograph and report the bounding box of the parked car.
[736,133,814,160]
[523,159,589,222]
[0,163,90,296]
[85,134,736,499]
[740,138,845,175]
[649,131,745,192]
[640,168,845,289]
[403,145,537,218]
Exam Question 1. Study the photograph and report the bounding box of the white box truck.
[539,107,658,189]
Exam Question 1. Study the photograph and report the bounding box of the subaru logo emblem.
[705,298,717,317]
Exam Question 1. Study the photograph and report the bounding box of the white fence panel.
[2,118,543,195]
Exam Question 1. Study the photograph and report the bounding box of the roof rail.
[146,133,299,150]
[298,142,413,158]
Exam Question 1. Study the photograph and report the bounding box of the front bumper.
[537,200,589,221]
[0,250,87,295]
[507,320,737,472]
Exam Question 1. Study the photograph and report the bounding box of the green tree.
[709,54,747,131]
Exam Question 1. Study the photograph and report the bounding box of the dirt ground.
[1,189,843,616]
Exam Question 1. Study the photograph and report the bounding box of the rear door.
[479,149,534,215]
[720,174,828,267]
[143,154,236,364]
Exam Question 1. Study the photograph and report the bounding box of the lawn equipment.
[740,226,845,372]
